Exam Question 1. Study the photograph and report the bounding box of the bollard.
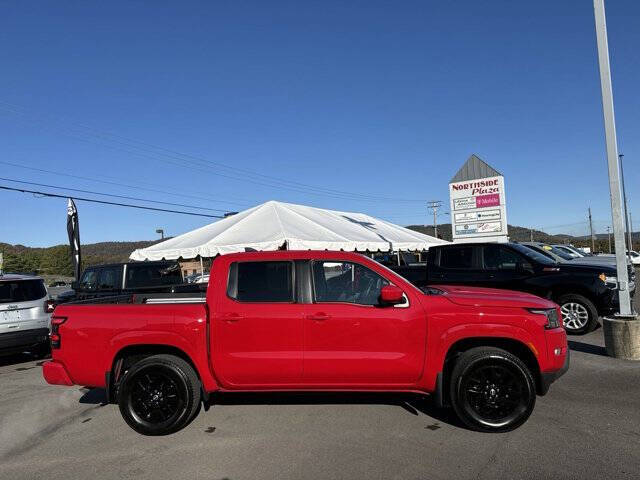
[603,315,640,360]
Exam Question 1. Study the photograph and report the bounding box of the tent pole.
[200,256,204,276]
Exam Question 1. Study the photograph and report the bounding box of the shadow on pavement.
[568,340,608,357]
[79,388,108,405]
[0,352,50,368]
[79,388,462,427]
[213,391,463,428]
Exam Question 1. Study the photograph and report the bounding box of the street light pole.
[593,0,632,315]
[588,207,595,253]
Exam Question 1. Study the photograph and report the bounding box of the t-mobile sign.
[476,193,500,208]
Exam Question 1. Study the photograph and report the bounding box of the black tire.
[449,347,536,433]
[556,293,598,335]
[118,354,201,435]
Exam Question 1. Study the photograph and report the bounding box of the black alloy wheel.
[130,369,181,424]
[450,347,536,432]
[118,354,201,435]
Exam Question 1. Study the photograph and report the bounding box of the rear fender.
[107,331,218,392]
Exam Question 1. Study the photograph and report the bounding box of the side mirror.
[71,281,79,290]
[379,285,405,306]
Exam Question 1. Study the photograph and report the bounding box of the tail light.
[44,299,56,313]
[51,316,66,349]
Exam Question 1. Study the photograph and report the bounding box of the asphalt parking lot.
[0,328,638,480]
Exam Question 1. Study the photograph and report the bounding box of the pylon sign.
[449,155,508,243]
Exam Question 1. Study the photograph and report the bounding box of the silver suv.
[0,274,54,357]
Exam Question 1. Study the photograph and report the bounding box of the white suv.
[0,274,54,357]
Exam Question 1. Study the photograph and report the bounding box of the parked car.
[43,250,569,435]
[194,274,210,284]
[183,273,200,284]
[552,245,583,258]
[61,261,185,302]
[425,242,635,334]
[521,242,637,280]
[1,274,54,357]
[627,251,640,266]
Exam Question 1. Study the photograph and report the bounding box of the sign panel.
[449,175,508,242]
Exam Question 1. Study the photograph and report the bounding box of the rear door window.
[98,267,120,290]
[227,261,293,302]
[439,247,474,269]
[126,264,182,288]
[0,279,47,303]
[79,269,98,290]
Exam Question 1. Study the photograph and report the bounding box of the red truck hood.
[431,285,557,309]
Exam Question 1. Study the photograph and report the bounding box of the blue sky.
[1,0,638,247]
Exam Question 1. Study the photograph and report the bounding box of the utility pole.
[619,153,633,253]
[530,228,533,242]
[606,226,611,253]
[427,201,443,238]
[588,207,595,253]
[631,212,635,250]
[593,0,632,315]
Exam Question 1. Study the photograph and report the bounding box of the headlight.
[527,308,561,329]
[598,273,617,288]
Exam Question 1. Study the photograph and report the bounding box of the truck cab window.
[312,261,388,306]
[439,247,474,269]
[483,246,532,271]
[228,261,293,302]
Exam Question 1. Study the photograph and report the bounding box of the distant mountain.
[1,227,638,277]
[405,224,571,243]
[406,224,637,252]
[0,240,164,277]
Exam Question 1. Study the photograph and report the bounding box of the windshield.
[564,246,587,257]
[511,244,556,265]
[0,279,47,304]
[546,246,574,260]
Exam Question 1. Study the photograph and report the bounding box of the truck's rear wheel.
[118,354,201,435]
[449,347,536,433]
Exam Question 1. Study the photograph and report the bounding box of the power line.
[0,160,255,208]
[0,184,224,218]
[0,101,425,203]
[0,177,230,212]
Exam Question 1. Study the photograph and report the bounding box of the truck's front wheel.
[118,354,201,435]
[449,347,536,433]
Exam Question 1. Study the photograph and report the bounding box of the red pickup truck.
[43,251,568,435]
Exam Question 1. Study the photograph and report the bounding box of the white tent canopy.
[130,201,448,261]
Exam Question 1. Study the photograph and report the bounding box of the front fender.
[422,323,540,392]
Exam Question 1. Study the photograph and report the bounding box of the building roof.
[450,154,502,183]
